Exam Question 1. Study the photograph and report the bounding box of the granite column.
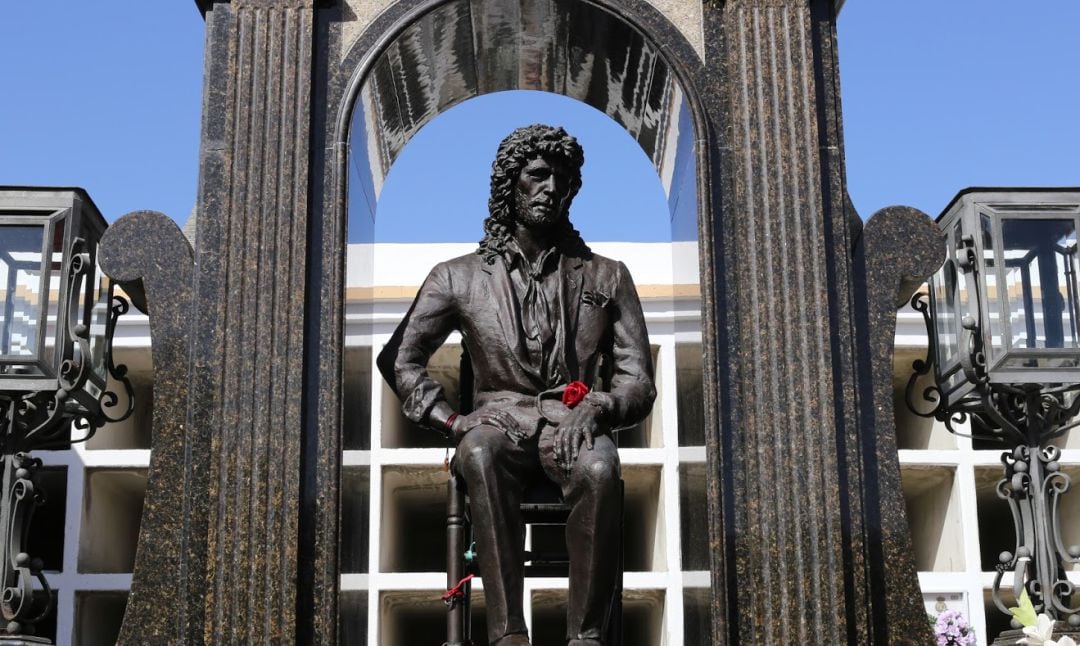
[702,0,931,642]
[192,0,314,642]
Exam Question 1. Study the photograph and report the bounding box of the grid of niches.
[895,319,1080,646]
[33,343,153,646]
[339,325,713,645]
[41,309,1066,645]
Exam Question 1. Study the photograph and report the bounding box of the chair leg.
[447,474,469,645]
[464,522,473,644]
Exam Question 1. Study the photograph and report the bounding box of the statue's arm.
[376,262,458,429]
[602,261,657,428]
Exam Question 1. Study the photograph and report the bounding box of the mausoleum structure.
[28,0,957,643]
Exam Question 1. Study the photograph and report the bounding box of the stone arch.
[332,0,712,236]
[307,0,722,641]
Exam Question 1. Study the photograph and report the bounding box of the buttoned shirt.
[503,240,565,387]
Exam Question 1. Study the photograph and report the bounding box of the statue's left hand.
[554,404,603,475]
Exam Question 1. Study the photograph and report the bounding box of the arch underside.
[350,0,693,207]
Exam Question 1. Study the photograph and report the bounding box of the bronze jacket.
[376,248,656,437]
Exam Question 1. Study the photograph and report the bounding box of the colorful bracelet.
[445,413,459,431]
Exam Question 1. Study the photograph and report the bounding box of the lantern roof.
[0,186,106,228]
[938,187,1080,222]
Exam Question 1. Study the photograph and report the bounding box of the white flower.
[1018,614,1056,645]
[1048,638,1078,646]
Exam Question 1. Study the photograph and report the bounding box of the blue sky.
[366,91,673,243]
[0,3,205,224]
[1,1,1076,241]
[838,1,1079,217]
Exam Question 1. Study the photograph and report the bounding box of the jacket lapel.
[560,253,585,380]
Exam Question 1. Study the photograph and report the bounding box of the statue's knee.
[457,443,493,478]
[456,426,507,478]
[579,452,619,489]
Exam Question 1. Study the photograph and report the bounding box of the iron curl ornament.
[0,235,133,642]
[8,239,135,452]
[0,452,52,640]
[909,292,1080,631]
[907,189,1080,632]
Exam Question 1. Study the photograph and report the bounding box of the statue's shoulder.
[428,251,487,294]
[415,253,484,302]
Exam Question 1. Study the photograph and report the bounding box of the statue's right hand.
[450,409,524,445]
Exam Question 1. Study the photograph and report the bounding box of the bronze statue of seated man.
[378,124,656,646]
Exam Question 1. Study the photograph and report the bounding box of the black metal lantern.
[909,188,1080,635]
[0,188,132,448]
[0,187,133,644]
[923,189,1080,413]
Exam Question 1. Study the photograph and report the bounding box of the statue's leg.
[453,425,536,644]
[561,434,620,644]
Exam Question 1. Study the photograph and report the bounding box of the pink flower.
[933,610,975,646]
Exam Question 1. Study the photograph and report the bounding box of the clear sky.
[838,1,1079,219]
[1,2,1076,240]
[0,2,205,225]
[367,90,672,243]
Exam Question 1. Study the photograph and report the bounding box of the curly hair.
[478,124,591,263]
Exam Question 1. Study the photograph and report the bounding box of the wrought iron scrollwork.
[907,292,967,432]
[14,239,133,452]
[908,233,1080,628]
[0,237,134,641]
[99,296,133,426]
[993,443,1080,626]
[0,453,53,637]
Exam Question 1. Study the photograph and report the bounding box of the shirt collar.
[504,239,561,280]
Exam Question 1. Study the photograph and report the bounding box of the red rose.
[562,381,589,408]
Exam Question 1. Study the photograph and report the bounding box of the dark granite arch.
[330,0,714,244]
[305,1,722,642]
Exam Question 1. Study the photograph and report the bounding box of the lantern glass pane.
[0,225,45,363]
[934,258,959,367]
[1002,218,1079,356]
[949,267,976,395]
[43,219,65,372]
[88,257,111,382]
[981,213,1003,353]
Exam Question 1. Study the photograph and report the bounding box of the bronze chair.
[444,351,624,646]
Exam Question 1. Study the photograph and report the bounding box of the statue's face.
[512,156,573,229]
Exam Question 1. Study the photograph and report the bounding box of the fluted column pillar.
[192,0,314,642]
[702,0,931,643]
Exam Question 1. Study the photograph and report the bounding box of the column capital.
[719,0,845,11]
[194,0,318,17]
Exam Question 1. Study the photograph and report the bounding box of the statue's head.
[479,124,588,262]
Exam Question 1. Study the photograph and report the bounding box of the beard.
[513,189,562,228]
